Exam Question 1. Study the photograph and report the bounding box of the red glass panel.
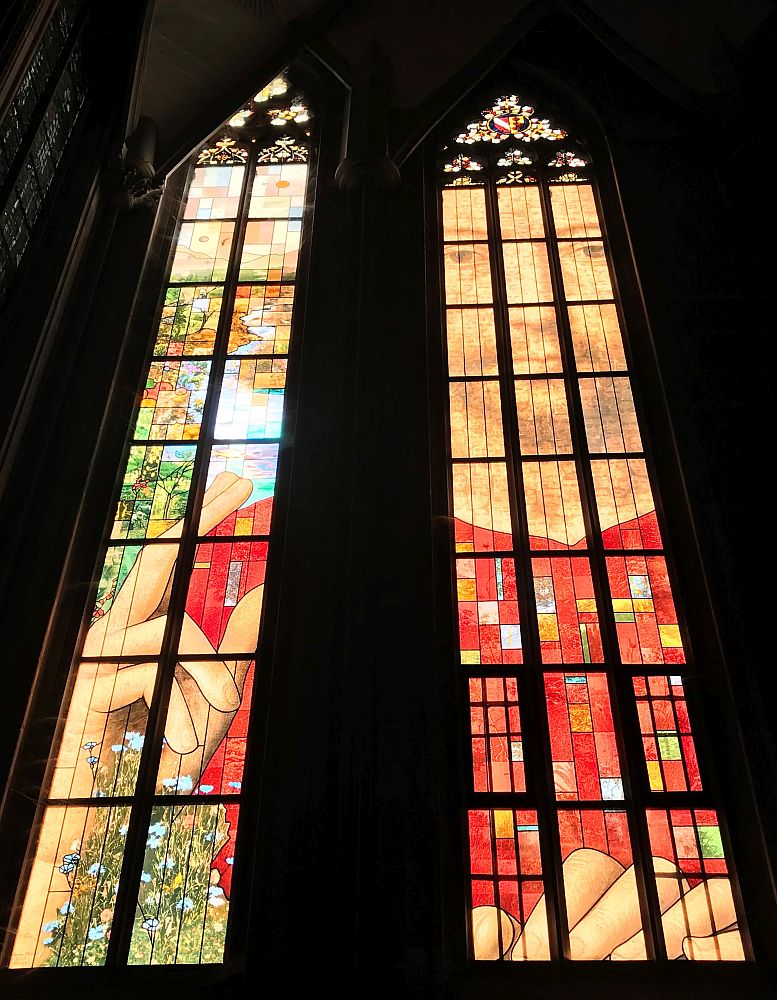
[469,676,525,793]
[633,675,702,792]
[469,809,549,960]
[606,554,685,664]
[532,556,603,663]
[545,673,623,800]
[456,557,521,665]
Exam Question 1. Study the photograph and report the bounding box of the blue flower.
[59,902,75,915]
[161,775,193,792]
[203,832,215,842]
[141,917,159,932]
[87,863,106,877]
[59,863,76,874]
[175,897,194,912]
[207,886,225,908]
[43,937,54,946]
[147,836,162,849]
[63,853,80,864]
[42,921,60,933]
[87,924,106,941]
[111,744,125,753]
[82,742,98,750]
[162,858,176,870]
[198,784,213,794]
[226,857,234,865]
[119,824,129,836]
[227,781,241,789]
[148,822,167,838]
[87,756,99,766]
[124,731,145,751]
[140,871,152,883]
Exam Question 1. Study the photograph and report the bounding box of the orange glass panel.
[557,810,645,960]
[514,379,572,455]
[444,244,492,305]
[522,460,585,549]
[446,308,499,377]
[469,809,549,961]
[452,462,511,552]
[579,376,642,453]
[532,556,603,663]
[469,676,525,793]
[607,554,685,664]
[549,183,601,239]
[568,303,627,372]
[170,221,235,283]
[545,673,623,801]
[449,381,505,458]
[442,186,488,241]
[633,675,702,793]
[591,459,660,548]
[230,284,295,355]
[558,241,612,301]
[456,556,521,665]
[497,185,545,240]
[49,661,159,800]
[502,242,553,303]
[645,809,745,961]
[509,306,562,374]
[239,218,299,281]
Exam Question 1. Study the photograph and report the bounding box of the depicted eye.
[582,244,604,259]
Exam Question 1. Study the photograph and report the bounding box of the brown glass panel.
[446,308,499,377]
[444,244,492,305]
[497,185,545,240]
[449,381,505,458]
[442,186,488,241]
[568,303,627,372]
[502,242,553,304]
[514,379,573,455]
[509,306,562,374]
[549,183,601,239]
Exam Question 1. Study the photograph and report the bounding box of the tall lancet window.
[438,94,749,961]
[5,74,311,968]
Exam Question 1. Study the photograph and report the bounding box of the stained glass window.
[4,73,311,968]
[439,93,749,961]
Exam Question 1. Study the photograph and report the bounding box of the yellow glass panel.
[444,244,492,305]
[497,185,545,239]
[538,614,560,641]
[515,379,573,455]
[502,242,553,303]
[458,578,477,601]
[558,241,613,301]
[522,461,585,548]
[509,306,562,374]
[449,381,505,458]
[446,308,499,377]
[659,625,683,647]
[442,187,488,241]
[550,183,601,239]
[568,303,627,372]
[452,462,511,550]
[647,760,663,791]
[580,377,642,453]
[633,599,655,613]
[494,809,514,838]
